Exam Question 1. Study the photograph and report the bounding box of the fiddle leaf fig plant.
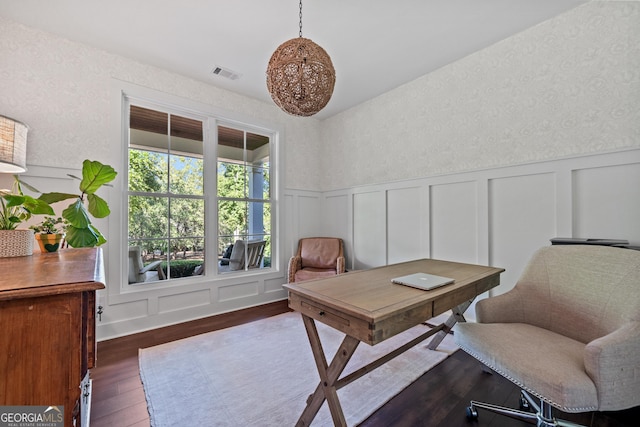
[39,160,117,248]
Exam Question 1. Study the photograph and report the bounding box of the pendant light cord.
[299,0,303,37]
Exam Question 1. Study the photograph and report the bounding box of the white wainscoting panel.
[323,193,352,267]
[297,195,324,238]
[218,281,259,302]
[489,173,558,295]
[319,149,640,321]
[265,276,287,293]
[323,194,350,240]
[158,289,211,314]
[284,190,319,262]
[573,163,640,242]
[430,181,479,264]
[283,194,296,257]
[102,299,149,323]
[353,191,387,269]
[387,187,424,264]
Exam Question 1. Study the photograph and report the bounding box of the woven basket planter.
[0,229,34,258]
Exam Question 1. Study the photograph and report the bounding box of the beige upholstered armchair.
[288,237,345,283]
[455,245,640,426]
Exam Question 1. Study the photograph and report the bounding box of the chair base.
[466,390,586,427]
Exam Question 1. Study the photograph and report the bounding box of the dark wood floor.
[90,300,639,427]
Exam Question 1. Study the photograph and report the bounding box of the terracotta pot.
[35,233,65,253]
[0,229,34,257]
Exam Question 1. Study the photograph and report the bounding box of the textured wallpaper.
[1,2,638,193]
[321,1,640,191]
[0,17,323,191]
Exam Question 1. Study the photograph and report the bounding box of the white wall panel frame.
[353,191,387,269]
[386,186,426,264]
[429,180,479,264]
[322,193,352,267]
[572,162,640,241]
[489,172,558,295]
[283,189,325,259]
[317,149,640,321]
[12,149,636,339]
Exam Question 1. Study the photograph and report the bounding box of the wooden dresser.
[0,248,105,427]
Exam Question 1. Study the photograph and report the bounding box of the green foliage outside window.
[128,150,206,260]
[127,108,272,281]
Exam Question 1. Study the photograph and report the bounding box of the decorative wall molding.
[6,148,637,340]
[298,148,640,320]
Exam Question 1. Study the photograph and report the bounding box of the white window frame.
[112,83,282,295]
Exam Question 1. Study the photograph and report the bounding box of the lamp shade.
[266,37,335,117]
[0,115,28,173]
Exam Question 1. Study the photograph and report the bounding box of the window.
[217,125,271,274]
[126,102,274,285]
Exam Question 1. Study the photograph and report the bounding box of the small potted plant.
[30,216,66,253]
[0,177,54,257]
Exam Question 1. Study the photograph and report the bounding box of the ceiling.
[1,0,587,120]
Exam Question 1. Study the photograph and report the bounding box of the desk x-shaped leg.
[295,299,475,426]
[296,314,360,427]
[426,299,472,350]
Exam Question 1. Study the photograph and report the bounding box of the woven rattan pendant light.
[266,0,335,117]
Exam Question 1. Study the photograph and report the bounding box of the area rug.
[139,311,457,426]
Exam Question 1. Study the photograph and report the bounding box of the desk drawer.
[288,293,373,343]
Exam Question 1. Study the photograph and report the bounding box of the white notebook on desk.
[391,272,455,291]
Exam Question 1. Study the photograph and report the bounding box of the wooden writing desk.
[284,258,504,426]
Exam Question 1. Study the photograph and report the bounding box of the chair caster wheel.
[466,405,478,420]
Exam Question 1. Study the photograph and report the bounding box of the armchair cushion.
[456,322,598,412]
[293,267,341,283]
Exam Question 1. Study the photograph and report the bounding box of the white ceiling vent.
[211,66,241,80]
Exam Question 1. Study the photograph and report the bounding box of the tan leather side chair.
[287,237,345,283]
